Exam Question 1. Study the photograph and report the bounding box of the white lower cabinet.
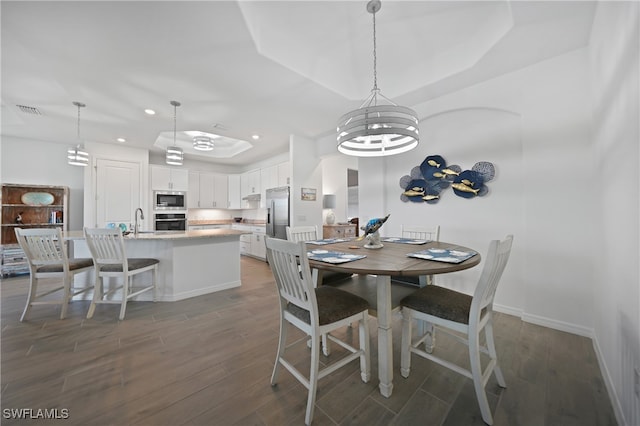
[250,227,266,260]
[232,224,266,260]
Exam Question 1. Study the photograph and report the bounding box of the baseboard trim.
[591,334,627,426]
[158,280,242,302]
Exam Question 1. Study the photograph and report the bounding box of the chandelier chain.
[372,9,377,92]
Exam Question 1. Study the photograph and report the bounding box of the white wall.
[589,2,640,424]
[320,150,358,224]
[1,136,85,231]
[359,48,594,328]
[290,134,322,230]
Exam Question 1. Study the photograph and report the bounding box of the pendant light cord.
[77,104,81,140]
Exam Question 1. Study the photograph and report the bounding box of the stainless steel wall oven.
[154,213,186,231]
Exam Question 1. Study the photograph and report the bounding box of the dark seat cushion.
[401,285,472,324]
[37,258,94,273]
[100,258,159,272]
[287,286,369,326]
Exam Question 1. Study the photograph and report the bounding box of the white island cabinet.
[67,229,249,302]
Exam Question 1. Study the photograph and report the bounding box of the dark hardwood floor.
[1,257,617,425]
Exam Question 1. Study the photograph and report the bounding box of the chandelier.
[336,0,419,157]
[193,135,214,151]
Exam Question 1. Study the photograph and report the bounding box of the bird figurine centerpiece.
[357,214,390,249]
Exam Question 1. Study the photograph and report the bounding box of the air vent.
[16,104,42,115]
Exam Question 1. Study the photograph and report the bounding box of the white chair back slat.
[265,237,314,312]
[401,225,440,242]
[84,228,126,265]
[16,228,66,266]
[286,226,318,242]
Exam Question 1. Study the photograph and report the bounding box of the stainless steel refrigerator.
[266,186,290,240]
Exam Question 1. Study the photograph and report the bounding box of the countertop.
[63,229,250,241]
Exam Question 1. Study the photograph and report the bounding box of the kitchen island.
[66,229,250,302]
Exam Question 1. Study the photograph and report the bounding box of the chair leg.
[485,319,506,388]
[305,331,321,426]
[60,272,72,320]
[20,274,38,322]
[358,314,371,383]
[400,309,412,378]
[119,274,130,320]
[87,271,101,319]
[271,316,288,386]
[423,321,436,354]
[469,327,493,425]
[322,334,331,356]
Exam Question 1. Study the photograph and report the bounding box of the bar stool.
[15,227,94,321]
[84,227,158,320]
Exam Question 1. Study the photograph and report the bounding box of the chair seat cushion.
[99,258,159,272]
[37,258,94,273]
[287,286,369,326]
[401,285,472,324]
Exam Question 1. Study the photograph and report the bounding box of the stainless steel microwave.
[154,191,186,210]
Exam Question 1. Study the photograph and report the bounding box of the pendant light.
[166,100,183,166]
[67,101,89,166]
[193,135,214,151]
[336,0,419,157]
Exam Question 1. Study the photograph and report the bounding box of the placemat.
[407,248,477,263]
[381,237,430,245]
[307,238,351,245]
[307,250,366,264]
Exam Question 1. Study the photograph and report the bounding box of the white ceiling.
[1,1,596,166]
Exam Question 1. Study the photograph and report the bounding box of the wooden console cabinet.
[323,224,356,239]
[1,184,69,276]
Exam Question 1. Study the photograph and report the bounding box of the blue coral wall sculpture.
[399,156,495,203]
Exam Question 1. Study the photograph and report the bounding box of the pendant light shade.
[337,0,419,157]
[166,100,183,166]
[68,101,89,166]
[193,135,214,151]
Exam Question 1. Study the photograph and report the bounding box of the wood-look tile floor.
[1,257,617,425]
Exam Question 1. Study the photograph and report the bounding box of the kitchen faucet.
[134,208,144,235]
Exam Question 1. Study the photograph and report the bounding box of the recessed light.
[144,109,156,115]
[252,134,260,140]
[117,137,126,143]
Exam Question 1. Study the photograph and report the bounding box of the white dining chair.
[394,224,441,287]
[265,237,370,426]
[285,225,319,243]
[84,227,159,320]
[400,235,514,425]
[15,227,94,321]
[287,224,355,356]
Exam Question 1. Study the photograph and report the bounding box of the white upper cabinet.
[228,174,241,209]
[188,171,228,209]
[187,171,200,208]
[151,165,188,191]
[213,174,228,208]
[260,165,278,208]
[240,169,260,198]
[277,161,291,187]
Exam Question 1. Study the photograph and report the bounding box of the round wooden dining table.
[307,239,481,398]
